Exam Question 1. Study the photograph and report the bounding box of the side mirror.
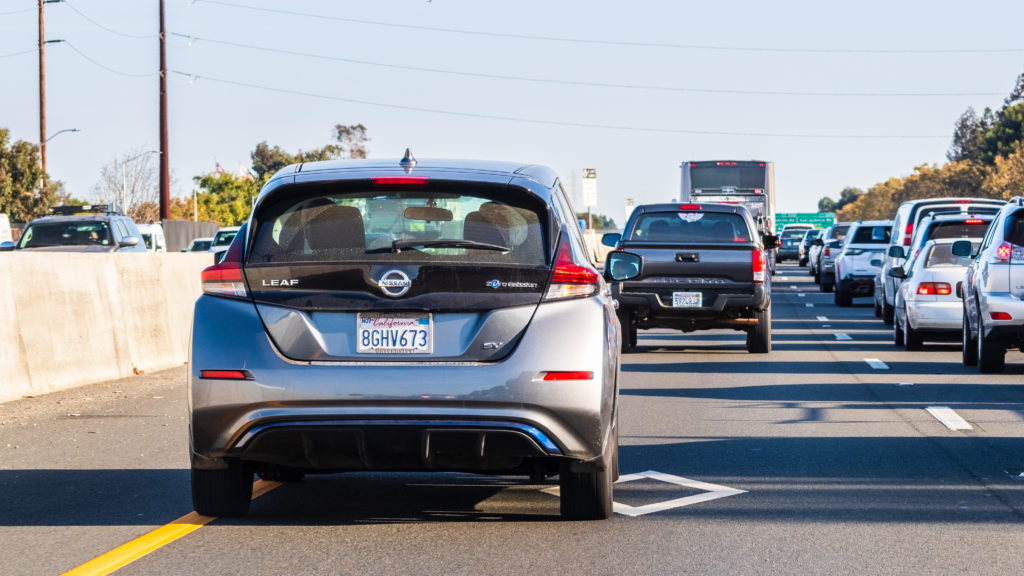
[888,267,906,279]
[888,245,905,259]
[0,241,14,252]
[605,251,641,281]
[955,281,964,299]
[812,238,824,246]
[118,235,140,248]
[601,233,621,248]
[762,234,780,249]
[951,240,973,258]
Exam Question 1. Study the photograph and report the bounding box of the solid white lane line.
[835,333,852,340]
[865,358,889,369]
[926,406,973,430]
[816,316,828,321]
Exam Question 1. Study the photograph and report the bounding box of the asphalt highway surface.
[2,263,1023,575]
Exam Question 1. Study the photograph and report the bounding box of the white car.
[833,220,891,307]
[208,225,241,255]
[891,238,975,350]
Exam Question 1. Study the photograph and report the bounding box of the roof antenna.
[400,148,417,173]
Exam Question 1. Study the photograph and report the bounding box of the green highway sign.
[775,212,835,228]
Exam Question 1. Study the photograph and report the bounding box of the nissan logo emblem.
[378,269,412,297]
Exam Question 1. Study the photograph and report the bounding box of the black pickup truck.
[602,203,778,353]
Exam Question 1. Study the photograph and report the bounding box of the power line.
[0,48,35,59]
[169,70,949,139]
[59,0,157,39]
[170,32,1004,98]
[59,41,157,77]
[192,0,1024,55]
[0,7,33,16]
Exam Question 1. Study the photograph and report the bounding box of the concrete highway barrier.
[0,253,212,403]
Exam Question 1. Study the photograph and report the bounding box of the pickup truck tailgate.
[619,243,760,310]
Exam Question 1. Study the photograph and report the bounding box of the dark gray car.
[3,205,145,253]
[189,152,621,520]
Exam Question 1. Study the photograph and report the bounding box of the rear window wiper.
[391,238,511,252]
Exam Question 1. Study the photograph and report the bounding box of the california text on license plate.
[672,291,702,308]
[357,312,433,354]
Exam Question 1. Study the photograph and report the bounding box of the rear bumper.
[189,295,618,470]
[979,292,1024,344]
[906,301,961,331]
[838,275,876,296]
[613,283,769,330]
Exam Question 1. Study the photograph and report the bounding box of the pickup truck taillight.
[752,249,766,283]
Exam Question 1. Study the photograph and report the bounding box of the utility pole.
[158,0,170,220]
[38,0,46,174]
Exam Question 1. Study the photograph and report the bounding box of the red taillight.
[201,229,248,297]
[903,223,913,246]
[995,243,1012,262]
[371,176,429,187]
[917,282,951,295]
[544,236,598,301]
[542,371,594,381]
[990,312,1013,320]
[823,246,831,257]
[200,370,251,380]
[680,204,700,210]
[752,249,766,283]
[956,199,972,204]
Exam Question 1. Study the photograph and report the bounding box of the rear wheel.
[192,460,253,517]
[882,294,895,326]
[559,444,614,521]
[820,273,834,293]
[977,323,1006,373]
[834,285,851,307]
[904,317,923,350]
[873,299,882,317]
[746,307,772,353]
[962,310,978,366]
[617,309,636,353]
[893,313,905,347]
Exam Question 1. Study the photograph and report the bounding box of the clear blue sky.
[3,0,1023,224]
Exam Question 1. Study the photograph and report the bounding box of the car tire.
[192,459,253,517]
[962,309,978,366]
[904,318,923,351]
[834,285,851,307]
[559,444,614,521]
[617,309,636,353]
[882,296,894,326]
[873,299,882,317]
[809,264,815,277]
[977,323,1006,374]
[820,274,834,293]
[893,314,905,347]
[746,307,772,353]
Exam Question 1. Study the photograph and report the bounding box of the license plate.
[672,291,702,308]
[357,312,433,354]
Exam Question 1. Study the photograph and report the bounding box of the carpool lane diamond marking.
[543,470,746,517]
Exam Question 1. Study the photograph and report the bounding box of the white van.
[136,222,167,252]
[0,213,12,247]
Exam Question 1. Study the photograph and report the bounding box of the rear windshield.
[17,220,112,248]
[851,225,891,244]
[1006,211,1024,246]
[248,186,548,265]
[832,224,850,240]
[629,211,751,243]
[925,221,991,241]
[212,230,238,247]
[782,230,808,240]
[925,243,976,268]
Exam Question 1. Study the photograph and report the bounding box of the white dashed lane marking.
[926,406,973,430]
[835,333,852,340]
[865,358,889,369]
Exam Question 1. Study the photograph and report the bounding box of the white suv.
[833,221,892,307]
[956,197,1024,372]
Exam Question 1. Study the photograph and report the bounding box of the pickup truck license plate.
[357,312,433,354]
[672,291,702,308]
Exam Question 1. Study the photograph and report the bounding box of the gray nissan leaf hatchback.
[189,152,621,520]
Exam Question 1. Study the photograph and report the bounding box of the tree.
[983,143,1024,199]
[250,141,344,180]
[947,107,987,163]
[192,172,261,226]
[817,196,835,213]
[334,124,370,159]
[817,187,862,215]
[0,128,61,222]
[576,212,616,230]
[90,148,160,222]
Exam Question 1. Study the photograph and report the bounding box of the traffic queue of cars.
[801,196,1023,374]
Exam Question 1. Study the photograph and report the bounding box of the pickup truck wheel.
[962,310,978,366]
[746,307,772,353]
[904,318,923,351]
[191,459,253,518]
[617,309,636,353]
[977,324,1006,373]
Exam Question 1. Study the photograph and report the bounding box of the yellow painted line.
[61,479,281,576]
